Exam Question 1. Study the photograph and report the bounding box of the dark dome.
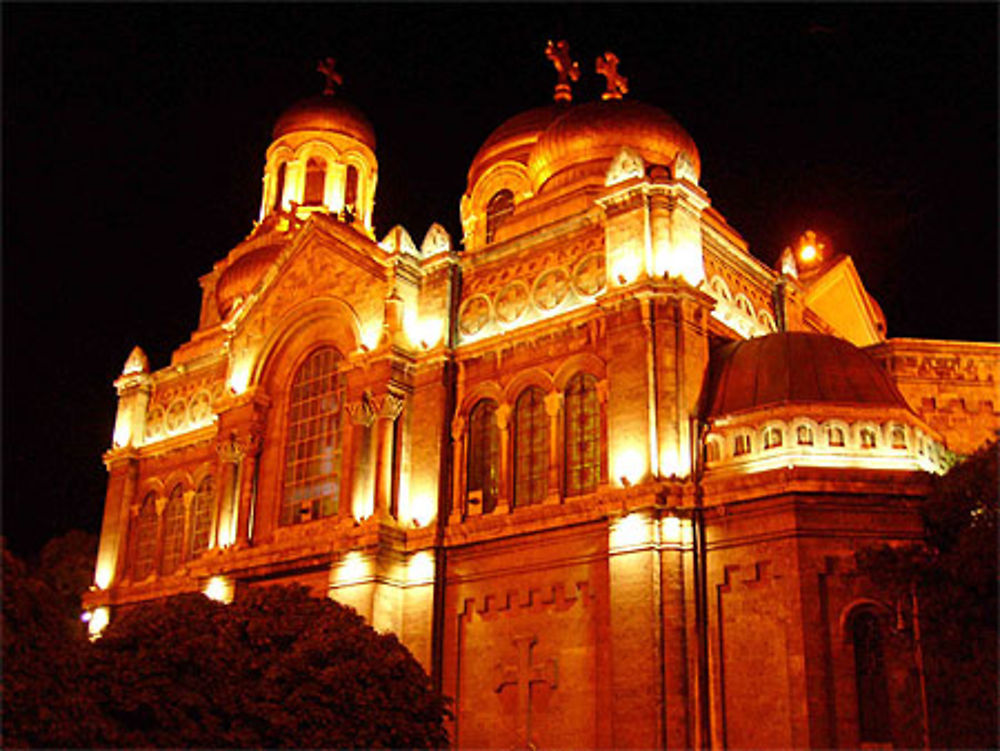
[704,332,908,418]
[216,244,283,318]
[467,104,563,192]
[528,99,700,192]
[272,95,375,148]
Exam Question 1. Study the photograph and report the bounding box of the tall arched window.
[485,189,514,244]
[132,492,158,581]
[514,387,549,507]
[467,399,500,514]
[852,610,891,743]
[281,347,344,526]
[344,165,358,208]
[303,157,327,206]
[565,373,599,496]
[160,484,186,575]
[272,162,287,211]
[189,474,215,558]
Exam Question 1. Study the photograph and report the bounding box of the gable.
[801,256,886,347]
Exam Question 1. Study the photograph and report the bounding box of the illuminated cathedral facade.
[85,50,999,749]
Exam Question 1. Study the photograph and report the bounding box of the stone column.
[450,415,466,521]
[215,433,244,548]
[544,391,563,502]
[346,398,376,520]
[496,403,512,511]
[235,430,263,547]
[371,393,404,520]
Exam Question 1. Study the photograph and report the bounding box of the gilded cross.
[545,39,580,103]
[596,51,628,100]
[317,57,343,95]
[494,634,558,750]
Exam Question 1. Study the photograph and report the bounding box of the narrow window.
[852,611,891,743]
[565,373,599,496]
[860,427,877,449]
[345,165,358,208]
[272,162,287,211]
[281,347,344,525]
[797,425,814,446]
[734,434,751,456]
[132,492,158,581]
[705,441,721,463]
[828,426,845,447]
[303,157,327,206]
[763,427,783,450]
[467,399,500,514]
[514,387,549,506]
[189,475,215,558]
[890,426,906,449]
[485,189,514,244]
[160,484,186,575]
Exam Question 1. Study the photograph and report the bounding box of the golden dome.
[467,105,564,193]
[527,99,700,192]
[272,94,375,149]
[216,243,283,318]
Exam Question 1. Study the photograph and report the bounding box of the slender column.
[235,430,263,547]
[371,393,404,520]
[346,398,376,520]
[596,379,611,487]
[450,415,465,521]
[496,403,512,510]
[544,391,563,502]
[215,433,244,548]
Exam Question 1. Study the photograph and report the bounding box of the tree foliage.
[857,440,998,749]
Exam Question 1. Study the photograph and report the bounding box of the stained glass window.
[189,475,214,557]
[467,399,499,514]
[565,373,599,496]
[281,348,344,525]
[132,492,158,581]
[485,189,514,244]
[514,387,548,506]
[160,484,185,575]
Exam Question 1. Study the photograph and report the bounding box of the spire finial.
[596,51,629,100]
[317,57,343,96]
[545,40,580,103]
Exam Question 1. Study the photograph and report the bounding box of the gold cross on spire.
[596,51,628,100]
[317,57,343,96]
[545,40,580,103]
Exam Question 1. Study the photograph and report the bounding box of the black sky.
[3,4,997,556]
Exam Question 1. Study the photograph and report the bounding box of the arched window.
[860,427,878,449]
[514,387,549,506]
[485,189,514,244]
[272,162,287,211]
[565,373,599,496]
[734,433,752,456]
[281,347,344,526]
[189,475,215,558]
[796,425,814,446]
[851,610,891,743]
[160,484,186,575]
[467,399,500,514]
[763,427,783,450]
[345,165,358,208]
[132,492,158,581]
[828,426,845,447]
[890,426,907,449]
[303,157,327,206]
[705,440,721,463]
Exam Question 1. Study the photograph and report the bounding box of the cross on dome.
[596,51,628,100]
[317,57,343,95]
[545,40,580,103]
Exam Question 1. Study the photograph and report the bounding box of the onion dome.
[272,95,376,150]
[704,332,908,418]
[527,99,700,193]
[467,104,563,192]
[215,244,283,318]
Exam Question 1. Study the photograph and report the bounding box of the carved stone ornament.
[145,407,164,441]
[674,151,698,183]
[165,399,188,434]
[605,146,645,186]
[459,295,492,336]
[379,225,418,256]
[189,390,213,424]
[533,268,570,311]
[421,223,452,256]
[495,280,530,324]
[572,253,606,297]
[346,398,376,427]
[371,393,405,421]
[122,346,150,375]
[216,433,245,463]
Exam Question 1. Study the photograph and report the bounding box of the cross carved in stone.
[317,57,343,95]
[596,51,628,100]
[493,634,558,750]
[545,40,580,103]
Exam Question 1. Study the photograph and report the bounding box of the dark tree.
[857,440,998,749]
[82,584,451,748]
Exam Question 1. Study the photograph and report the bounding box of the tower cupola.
[259,58,378,235]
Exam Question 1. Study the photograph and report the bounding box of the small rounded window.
[485,189,515,244]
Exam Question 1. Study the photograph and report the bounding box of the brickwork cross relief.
[493,634,558,750]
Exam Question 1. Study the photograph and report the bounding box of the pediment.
[801,256,886,346]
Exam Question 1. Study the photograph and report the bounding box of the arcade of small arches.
[704,273,776,339]
[704,416,948,473]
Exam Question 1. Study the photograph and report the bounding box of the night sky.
[4,4,996,556]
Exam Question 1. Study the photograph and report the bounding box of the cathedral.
[84,48,999,749]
